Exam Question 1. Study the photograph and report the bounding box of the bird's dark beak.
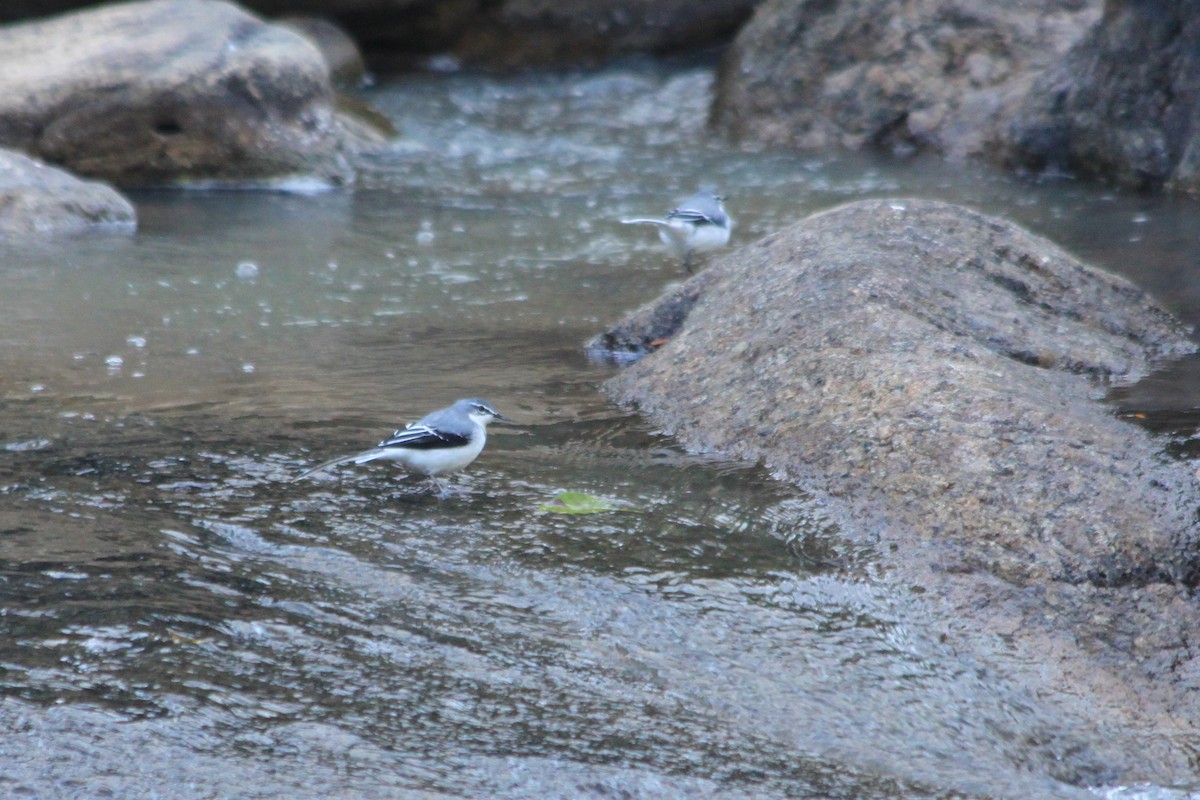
[493,412,511,422]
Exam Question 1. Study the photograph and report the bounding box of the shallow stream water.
[3,59,1200,799]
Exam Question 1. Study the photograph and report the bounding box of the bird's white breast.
[374,430,486,476]
[659,218,730,255]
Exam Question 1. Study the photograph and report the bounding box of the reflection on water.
[2,59,1200,798]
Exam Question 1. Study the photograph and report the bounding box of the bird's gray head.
[456,397,506,425]
[685,189,729,222]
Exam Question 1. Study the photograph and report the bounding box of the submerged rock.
[592,198,1200,780]
[0,147,134,237]
[0,0,384,189]
[711,0,1099,160]
[1004,0,1200,193]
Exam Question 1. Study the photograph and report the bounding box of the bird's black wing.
[667,206,718,225]
[377,423,470,451]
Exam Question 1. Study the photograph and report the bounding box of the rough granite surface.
[593,198,1200,780]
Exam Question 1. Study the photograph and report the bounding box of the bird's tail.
[292,448,386,482]
[620,217,669,227]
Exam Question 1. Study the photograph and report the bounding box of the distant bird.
[294,398,506,490]
[622,190,732,274]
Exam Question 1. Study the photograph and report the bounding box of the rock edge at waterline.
[592,197,1200,782]
[0,147,135,237]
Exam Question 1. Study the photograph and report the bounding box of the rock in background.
[1004,0,1200,192]
[0,0,383,189]
[12,1,1200,195]
[278,15,369,87]
[0,0,761,70]
[711,0,1100,160]
[426,0,760,69]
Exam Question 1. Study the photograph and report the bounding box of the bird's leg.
[683,251,694,275]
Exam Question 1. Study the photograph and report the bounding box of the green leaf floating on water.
[539,491,639,515]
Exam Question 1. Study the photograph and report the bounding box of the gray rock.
[711,0,1099,160]
[592,199,1200,777]
[0,0,761,70]
[1003,0,1200,192]
[278,15,368,87]
[0,146,135,237]
[441,0,761,69]
[0,0,384,188]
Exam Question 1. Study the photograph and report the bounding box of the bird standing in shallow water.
[622,190,732,274]
[294,398,506,492]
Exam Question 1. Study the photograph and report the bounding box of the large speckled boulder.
[711,0,1099,160]
[0,147,134,237]
[595,198,1197,585]
[592,199,1200,775]
[0,0,384,188]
